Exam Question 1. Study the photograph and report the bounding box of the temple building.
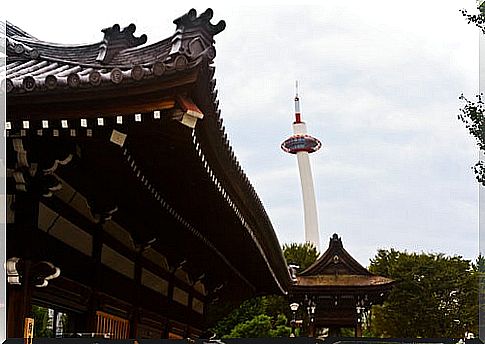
[4,9,291,339]
[289,234,395,338]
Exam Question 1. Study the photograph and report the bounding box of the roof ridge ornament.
[173,8,226,36]
[96,23,148,64]
[330,233,342,246]
[168,8,226,63]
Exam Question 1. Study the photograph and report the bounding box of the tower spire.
[294,80,301,123]
[281,83,322,249]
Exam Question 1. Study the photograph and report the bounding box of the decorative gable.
[300,233,371,276]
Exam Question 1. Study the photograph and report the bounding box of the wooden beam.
[7,70,199,109]
[7,98,176,121]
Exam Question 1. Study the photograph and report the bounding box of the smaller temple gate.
[289,234,395,337]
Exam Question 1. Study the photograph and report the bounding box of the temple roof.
[293,234,394,291]
[4,8,224,94]
[5,9,291,301]
[301,233,372,276]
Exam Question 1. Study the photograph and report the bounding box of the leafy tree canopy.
[460,1,485,185]
[224,314,291,339]
[210,295,290,338]
[460,1,485,34]
[368,249,479,338]
[458,94,485,186]
[283,242,319,272]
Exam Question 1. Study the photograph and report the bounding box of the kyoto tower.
[281,83,322,249]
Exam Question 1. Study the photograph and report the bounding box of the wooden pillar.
[184,290,194,339]
[308,319,315,337]
[328,326,341,337]
[162,318,170,339]
[8,192,39,338]
[163,273,175,339]
[86,220,104,333]
[130,248,143,338]
[355,321,362,337]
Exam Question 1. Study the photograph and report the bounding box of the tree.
[210,242,319,338]
[459,2,485,186]
[458,94,485,186]
[224,314,291,339]
[210,295,289,338]
[283,242,319,272]
[460,1,485,34]
[368,249,478,338]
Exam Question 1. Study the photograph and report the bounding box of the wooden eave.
[7,70,198,121]
[6,68,199,116]
[291,278,395,295]
[5,12,291,299]
[295,275,395,288]
[190,63,291,294]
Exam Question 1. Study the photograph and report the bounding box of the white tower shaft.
[292,122,320,249]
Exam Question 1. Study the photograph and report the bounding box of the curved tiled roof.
[4,8,223,94]
[293,234,394,291]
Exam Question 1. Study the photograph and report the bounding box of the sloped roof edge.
[300,233,372,276]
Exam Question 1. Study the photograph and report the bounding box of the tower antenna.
[281,86,322,249]
[294,81,301,123]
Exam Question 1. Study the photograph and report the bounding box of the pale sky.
[4,1,482,266]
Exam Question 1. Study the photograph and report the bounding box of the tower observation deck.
[281,85,322,249]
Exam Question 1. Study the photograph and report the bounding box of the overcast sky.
[4,1,482,266]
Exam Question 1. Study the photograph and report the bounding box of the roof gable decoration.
[97,23,147,64]
[168,8,226,67]
[300,233,371,277]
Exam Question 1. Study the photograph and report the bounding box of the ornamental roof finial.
[96,23,148,64]
[173,8,226,36]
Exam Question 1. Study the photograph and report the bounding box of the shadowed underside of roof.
[5,8,292,297]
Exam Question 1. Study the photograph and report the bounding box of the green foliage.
[340,327,356,337]
[460,2,485,186]
[224,314,291,339]
[211,295,290,338]
[32,305,53,338]
[271,314,293,337]
[460,2,485,34]
[458,94,485,186]
[211,242,319,338]
[368,249,479,338]
[283,242,319,272]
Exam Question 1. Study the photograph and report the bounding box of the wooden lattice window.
[95,311,130,339]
